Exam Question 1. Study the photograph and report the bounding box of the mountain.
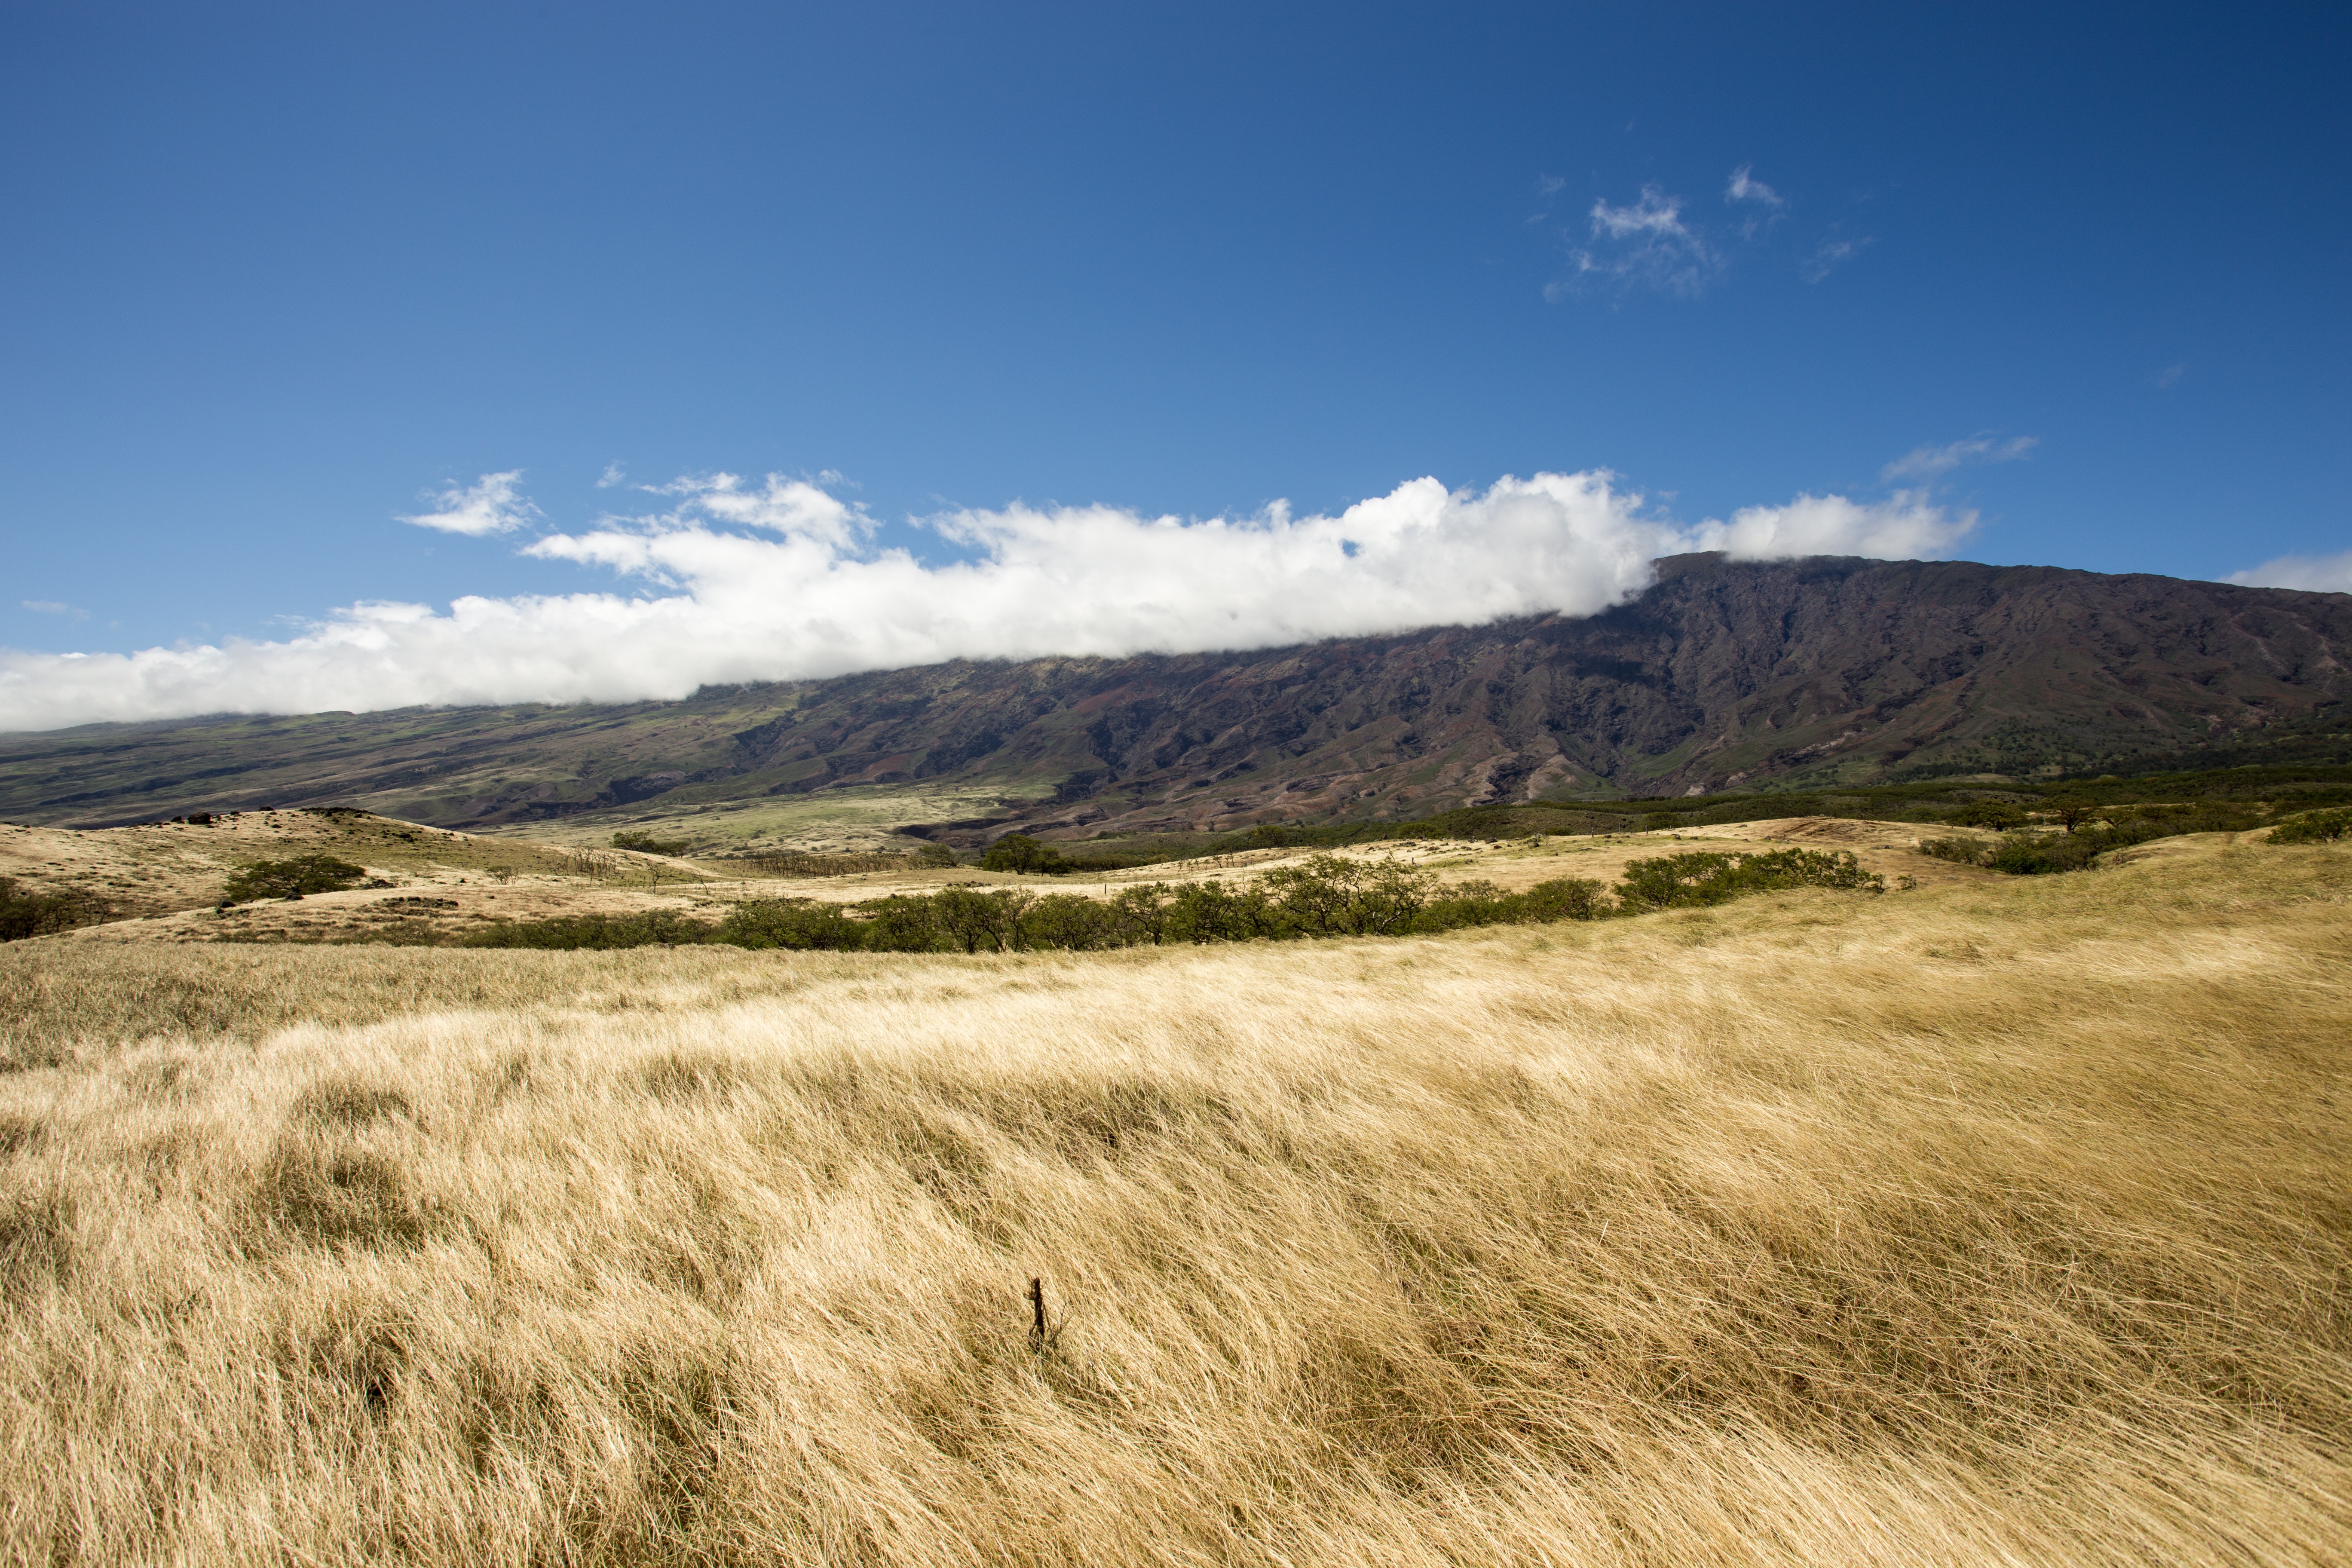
[5,554,2349,841]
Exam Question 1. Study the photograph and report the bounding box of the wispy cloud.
[1548,167,1870,297]
[1800,233,1871,283]
[21,600,87,620]
[596,462,628,488]
[2226,551,2352,594]
[0,469,1981,731]
[1880,434,2039,483]
[1554,185,1722,299]
[1725,165,1783,206]
[2154,363,2187,389]
[397,470,542,536]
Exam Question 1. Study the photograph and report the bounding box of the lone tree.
[220,854,368,905]
[2045,795,2102,835]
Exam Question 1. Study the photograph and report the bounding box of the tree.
[1109,883,1175,945]
[220,854,368,906]
[982,833,1069,874]
[2044,795,2101,834]
[612,830,691,855]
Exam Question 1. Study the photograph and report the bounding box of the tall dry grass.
[1,837,2348,1565]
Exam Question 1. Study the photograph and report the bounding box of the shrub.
[1616,849,1883,912]
[1260,855,1437,937]
[1107,883,1176,945]
[715,899,868,951]
[1984,834,2099,876]
[460,911,714,949]
[0,877,107,942]
[1021,893,1122,950]
[1513,876,1610,923]
[928,886,1029,952]
[981,834,1070,874]
[1918,836,1991,865]
[1165,878,1284,943]
[859,895,949,952]
[611,830,691,855]
[2268,807,2352,844]
[221,855,368,906]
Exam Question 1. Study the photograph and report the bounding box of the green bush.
[221,854,368,906]
[1164,878,1285,943]
[1259,855,1436,937]
[715,899,867,950]
[611,830,691,855]
[1983,834,2098,875]
[980,833,1071,874]
[1513,876,1611,923]
[1951,801,2029,830]
[1022,892,1124,950]
[2268,807,2352,844]
[460,910,714,949]
[0,877,107,942]
[1615,849,1883,912]
[1918,836,1991,865]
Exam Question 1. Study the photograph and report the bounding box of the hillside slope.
[3,554,2348,836]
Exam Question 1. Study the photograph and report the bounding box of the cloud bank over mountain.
[0,472,1978,732]
[2229,551,2352,595]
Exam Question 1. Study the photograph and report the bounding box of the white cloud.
[1558,185,1721,299]
[21,600,86,619]
[596,462,628,488]
[0,471,1981,732]
[1800,234,1870,282]
[1725,165,1783,206]
[1694,491,1977,562]
[1880,435,2038,483]
[2154,363,2187,389]
[397,470,542,536]
[2226,551,2352,594]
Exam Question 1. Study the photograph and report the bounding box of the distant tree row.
[447,848,1884,953]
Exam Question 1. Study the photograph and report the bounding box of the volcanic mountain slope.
[3,553,2348,838]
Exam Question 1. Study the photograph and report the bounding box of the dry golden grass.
[2,836,2347,1565]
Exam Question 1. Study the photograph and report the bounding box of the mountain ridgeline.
[5,553,2349,837]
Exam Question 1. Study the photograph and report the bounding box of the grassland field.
[0,827,2346,1565]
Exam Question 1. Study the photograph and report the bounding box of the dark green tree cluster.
[220,854,369,906]
[0,877,107,942]
[611,830,692,855]
[715,854,1611,952]
[397,847,1896,953]
[979,833,1070,873]
[1918,799,2280,874]
[460,910,717,949]
[1611,848,1884,912]
[2269,807,2352,844]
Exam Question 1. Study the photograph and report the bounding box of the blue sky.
[1,2,2346,725]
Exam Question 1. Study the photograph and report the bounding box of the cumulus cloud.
[0,470,1982,732]
[2226,551,2352,594]
[1880,434,2038,483]
[1554,185,1721,299]
[397,470,541,535]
